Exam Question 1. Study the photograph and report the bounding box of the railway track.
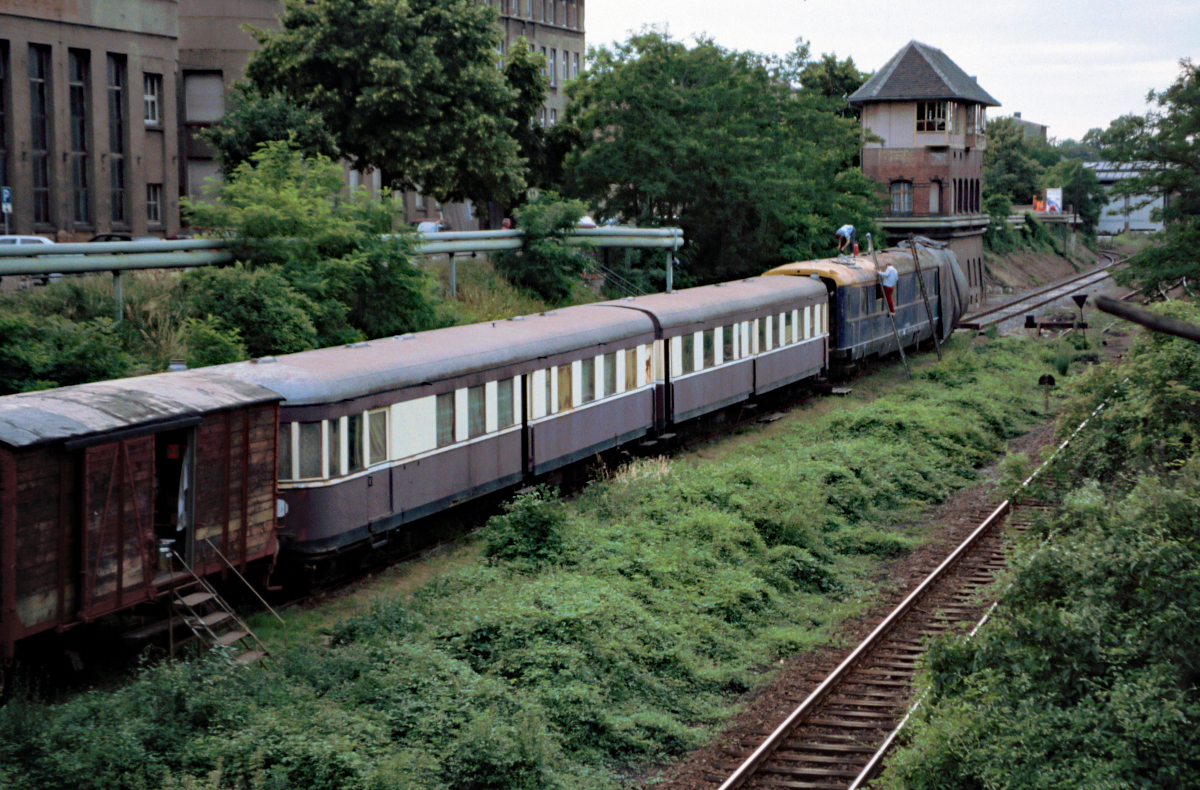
[955,254,1124,331]
[710,501,1037,790]
[708,393,1110,790]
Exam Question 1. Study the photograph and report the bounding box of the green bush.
[482,486,568,572]
[492,193,593,303]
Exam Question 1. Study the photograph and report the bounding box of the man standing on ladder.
[880,260,898,314]
[835,224,856,255]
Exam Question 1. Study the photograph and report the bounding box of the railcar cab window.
[581,358,596,404]
[347,414,365,472]
[328,418,342,476]
[437,393,455,447]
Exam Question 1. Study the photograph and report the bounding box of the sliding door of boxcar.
[80,437,154,619]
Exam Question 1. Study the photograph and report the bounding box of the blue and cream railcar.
[216,306,658,556]
[610,275,829,425]
[766,241,967,365]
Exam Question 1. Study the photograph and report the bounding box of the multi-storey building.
[0,0,582,238]
[1,0,183,239]
[849,40,999,307]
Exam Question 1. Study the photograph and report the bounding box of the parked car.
[415,220,452,234]
[88,233,132,242]
[0,235,60,284]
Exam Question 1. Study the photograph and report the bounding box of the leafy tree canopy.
[245,0,527,205]
[182,140,444,356]
[0,312,129,395]
[563,31,881,285]
[492,192,592,303]
[983,116,1045,205]
[1092,59,1200,293]
[797,52,868,119]
[200,86,341,180]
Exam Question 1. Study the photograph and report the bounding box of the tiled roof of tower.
[849,41,1000,106]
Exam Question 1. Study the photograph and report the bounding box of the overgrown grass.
[0,334,1060,790]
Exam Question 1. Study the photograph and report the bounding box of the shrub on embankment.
[0,335,1058,790]
[881,303,1200,789]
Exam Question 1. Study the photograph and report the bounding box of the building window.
[550,109,556,126]
[68,50,90,225]
[147,184,162,223]
[573,51,580,80]
[107,55,126,224]
[891,181,913,213]
[184,73,223,123]
[29,45,52,225]
[143,73,162,125]
[549,49,556,85]
[540,108,546,127]
[916,101,946,132]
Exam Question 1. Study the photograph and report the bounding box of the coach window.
[436,393,455,446]
[347,414,365,472]
[497,378,515,428]
[467,385,486,439]
[545,368,555,414]
[368,408,388,464]
[603,353,616,396]
[681,334,695,374]
[702,329,714,368]
[581,357,596,403]
[623,348,637,391]
[723,325,735,362]
[757,318,767,353]
[279,426,293,480]
[328,417,343,476]
[557,365,573,412]
[298,422,322,479]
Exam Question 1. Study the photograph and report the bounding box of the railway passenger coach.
[0,242,965,671]
[212,274,830,559]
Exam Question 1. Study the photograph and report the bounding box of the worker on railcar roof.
[835,224,855,254]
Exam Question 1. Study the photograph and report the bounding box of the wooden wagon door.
[79,437,155,619]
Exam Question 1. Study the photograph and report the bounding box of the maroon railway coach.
[0,372,282,668]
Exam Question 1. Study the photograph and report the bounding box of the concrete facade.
[1,0,182,239]
[850,41,1000,307]
[1,0,582,236]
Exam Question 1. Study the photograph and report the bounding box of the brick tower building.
[849,41,1000,307]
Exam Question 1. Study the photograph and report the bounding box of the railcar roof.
[212,305,657,406]
[765,249,943,287]
[605,276,827,331]
[0,372,281,449]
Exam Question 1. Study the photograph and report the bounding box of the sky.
[584,0,1199,143]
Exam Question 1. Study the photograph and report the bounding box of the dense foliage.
[982,117,1046,207]
[491,193,593,302]
[882,304,1200,789]
[0,336,1055,789]
[182,140,445,355]
[199,87,342,180]
[1093,59,1200,294]
[245,0,532,205]
[0,311,129,395]
[563,32,880,285]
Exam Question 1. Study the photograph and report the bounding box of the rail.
[955,256,1123,331]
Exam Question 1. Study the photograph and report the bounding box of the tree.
[245,0,527,205]
[983,116,1045,205]
[798,53,868,119]
[492,193,591,302]
[182,140,444,354]
[0,312,129,394]
[200,87,341,179]
[563,32,880,285]
[1093,59,1200,293]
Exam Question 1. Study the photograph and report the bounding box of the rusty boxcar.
[0,372,281,669]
